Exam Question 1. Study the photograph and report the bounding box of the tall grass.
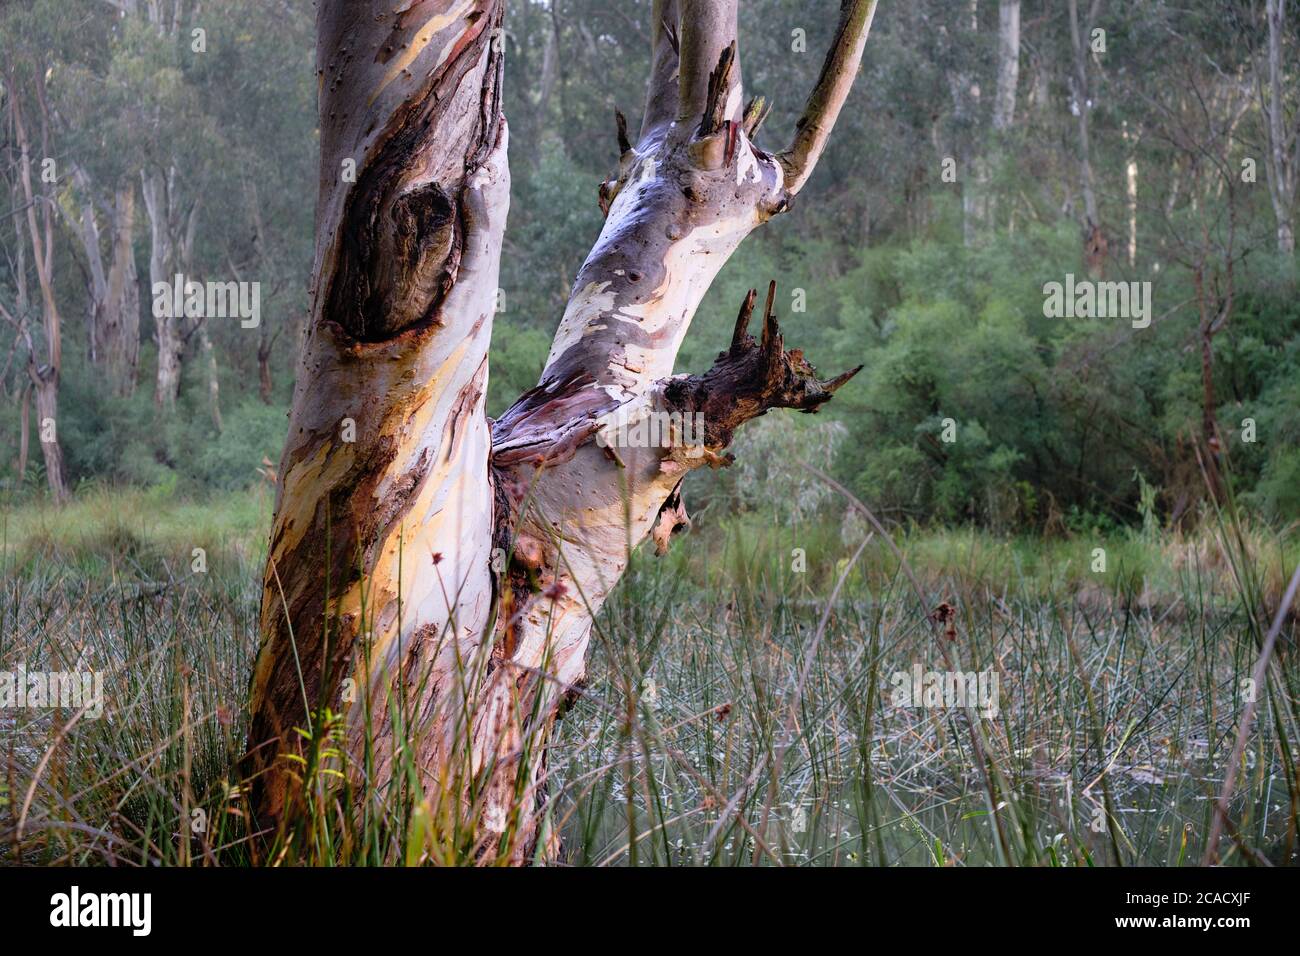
[1,485,1296,865]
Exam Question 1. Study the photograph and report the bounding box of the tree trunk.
[992,0,1020,132]
[1264,0,1297,257]
[100,183,141,396]
[75,174,141,397]
[246,181,279,405]
[1126,155,1138,267]
[948,0,982,245]
[1122,121,1138,267]
[1194,265,1223,502]
[6,56,70,503]
[30,368,68,503]
[257,333,275,404]
[142,166,200,409]
[153,296,184,407]
[142,167,176,407]
[16,383,30,485]
[245,0,876,864]
[1068,0,1105,275]
[198,320,222,433]
[986,0,1019,229]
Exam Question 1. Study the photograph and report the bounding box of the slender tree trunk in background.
[1126,155,1138,267]
[519,3,559,170]
[102,183,141,396]
[142,167,201,409]
[1068,0,1106,275]
[1122,121,1137,267]
[75,174,141,397]
[992,0,1019,132]
[245,0,876,863]
[16,383,30,484]
[1194,265,1223,502]
[7,58,70,503]
[948,0,982,245]
[30,372,67,500]
[256,332,275,404]
[11,179,27,314]
[1192,193,1235,505]
[198,321,222,433]
[245,181,280,405]
[142,168,177,407]
[1264,0,1297,257]
[988,0,1019,230]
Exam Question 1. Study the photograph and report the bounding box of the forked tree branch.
[249,0,879,861]
[779,0,880,195]
[664,281,861,452]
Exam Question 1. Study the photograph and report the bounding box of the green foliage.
[730,222,1300,530]
[0,0,1298,537]
[487,322,551,418]
[4,496,1296,866]
[186,400,287,491]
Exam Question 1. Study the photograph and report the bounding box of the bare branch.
[779,0,879,196]
[640,0,682,138]
[677,0,740,125]
[742,95,770,138]
[665,282,862,450]
[729,286,757,353]
[698,40,737,137]
[615,108,631,155]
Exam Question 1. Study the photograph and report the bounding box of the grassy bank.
[1,487,1297,865]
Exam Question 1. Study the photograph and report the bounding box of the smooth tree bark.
[1067,0,1106,275]
[131,0,204,410]
[4,57,70,503]
[16,382,30,483]
[141,165,202,409]
[992,0,1019,133]
[1123,122,1137,267]
[984,0,1019,231]
[198,320,223,433]
[945,0,982,245]
[70,169,141,397]
[1262,0,1298,256]
[245,180,283,405]
[245,0,877,863]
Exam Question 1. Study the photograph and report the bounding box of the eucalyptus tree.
[100,1,222,410]
[0,4,74,502]
[245,0,879,862]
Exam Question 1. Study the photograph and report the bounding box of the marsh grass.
[1,484,1296,866]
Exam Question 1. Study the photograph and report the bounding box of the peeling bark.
[247,0,877,864]
[247,0,510,833]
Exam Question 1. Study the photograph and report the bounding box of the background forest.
[3,1,1300,868]
[1,0,1297,531]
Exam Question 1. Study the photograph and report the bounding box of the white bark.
[71,171,140,396]
[1068,0,1105,273]
[992,0,1020,132]
[5,58,69,503]
[247,0,876,864]
[1264,0,1297,255]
